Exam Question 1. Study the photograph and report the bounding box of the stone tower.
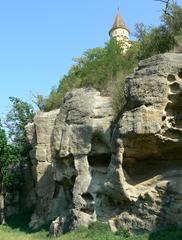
[109,9,131,52]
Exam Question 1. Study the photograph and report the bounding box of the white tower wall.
[110,28,129,41]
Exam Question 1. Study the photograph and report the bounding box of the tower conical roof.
[109,10,130,35]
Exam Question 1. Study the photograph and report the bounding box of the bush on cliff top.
[37,39,138,112]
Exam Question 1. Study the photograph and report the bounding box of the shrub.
[41,39,136,112]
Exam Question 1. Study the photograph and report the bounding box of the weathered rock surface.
[27,88,113,230]
[109,53,182,232]
[27,53,182,234]
[27,109,60,229]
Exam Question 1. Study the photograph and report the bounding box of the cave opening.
[82,192,94,202]
[88,153,111,171]
[123,157,182,186]
[86,153,112,216]
[53,175,76,200]
[53,181,61,198]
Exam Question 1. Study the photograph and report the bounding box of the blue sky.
[0,0,181,116]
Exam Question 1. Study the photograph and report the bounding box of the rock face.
[109,53,182,232]
[27,53,182,234]
[27,88,113,231]
[26,109,60,229]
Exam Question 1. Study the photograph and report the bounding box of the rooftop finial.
[117,0,121,13]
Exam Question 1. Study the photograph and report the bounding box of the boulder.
[27,88,113,230]
[109,53,182,232]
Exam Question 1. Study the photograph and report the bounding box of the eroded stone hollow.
[88,153,111,171]
[123,158,182,185]
[165,72,182,129]
[178,71,182,79]
[105,54,182,232]
[81,193,94,214]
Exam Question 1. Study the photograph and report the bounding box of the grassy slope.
[0,225,47,240]
[1,219,182,240]
[1,213,182,240]
[0,224,146,240]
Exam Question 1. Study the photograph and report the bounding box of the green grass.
[0,225,48,240]
[1,214,182,240]
[0,223,147,240]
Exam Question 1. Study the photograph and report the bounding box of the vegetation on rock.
[0,1,181,237]
[36,2,182,113]
[37,39,138,113]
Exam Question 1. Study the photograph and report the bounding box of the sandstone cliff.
[26,88,113,232]
[26,53,182,235]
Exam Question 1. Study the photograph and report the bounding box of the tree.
[0,126,7,224]
[0,125,20,190]
[161,2,182,35]
[6,97,35,143]
[0,126,7,161]
[32,94,46,111]
[135,2,182,59]
[154,0,171,14]
[0,98,35,190]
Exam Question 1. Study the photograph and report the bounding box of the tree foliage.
[136,2,182,59]
[39,39,138,112]
[0,126,22,190]
[0,98,35,190]
[6,97,35,143]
